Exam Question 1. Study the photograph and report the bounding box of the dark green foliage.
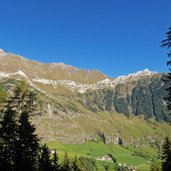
[71,155,82,171]
[8,81,38,115]
[61,151,71,171]
[0,108,18,171]
[38,144,53,171]
[150,160,162,171]
[11,81,39,171]
[161,136,171,171]
[15,111,40,171]
[52,150,60,171]
[79,156,97,171]
[161,27,171,114]
[0,81,40,171]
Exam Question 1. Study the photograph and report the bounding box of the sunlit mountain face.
[0,49,170,145]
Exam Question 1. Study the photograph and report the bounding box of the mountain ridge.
[0,68,159,94]
[0,49,170,145]
[0,49,107,83]
[0,49,158,80]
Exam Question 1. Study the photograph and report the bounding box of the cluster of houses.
[97,154,136,171]
[118,163,136,171]
[97,155,113,161]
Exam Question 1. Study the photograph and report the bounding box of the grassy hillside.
[0,78,171,145]
[34,110,171,145]
[46,141,157,171]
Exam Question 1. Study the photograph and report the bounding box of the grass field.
[47,141,157,171]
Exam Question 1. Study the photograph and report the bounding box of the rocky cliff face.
[0,49,170,144]
[82,73,170,121]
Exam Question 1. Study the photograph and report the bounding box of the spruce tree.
[150,160,162,171]
[38,144,53,171]
[71,155,82,171]
[11,81,39,171]
[15,111,40,171]
[161,136,171,171]
[0,81,40,171]
[161,27,171,113]
[0,107,18,171]
[62,151,70,171]
[52,149,60,171]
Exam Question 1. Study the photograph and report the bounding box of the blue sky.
[0,0,170,77]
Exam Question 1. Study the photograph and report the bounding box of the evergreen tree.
[10,81,39,171]
[161,136,171,171]
[61,151,70,171]
[5,81,37,119]
[79,156,95,171]
[161,27,171,113]
[15,111,40,171]
[0,107,18,171]
[38,144,53,171]
[150,160,162,171]
[0,81,40,171]
[71,155,82,171]
[52,149,60,171]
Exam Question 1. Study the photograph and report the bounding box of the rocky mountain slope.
[0,49,170,145]
[0,49,107,84]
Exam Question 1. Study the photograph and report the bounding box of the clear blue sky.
[0,0,170,77]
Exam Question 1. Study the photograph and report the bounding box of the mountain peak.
[127,69,157,77]
[0,48,6,57]
[113,69,157,85]
[0,48,4,52]
[50,62,78,70]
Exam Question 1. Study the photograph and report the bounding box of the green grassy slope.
[47,141,156,171]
